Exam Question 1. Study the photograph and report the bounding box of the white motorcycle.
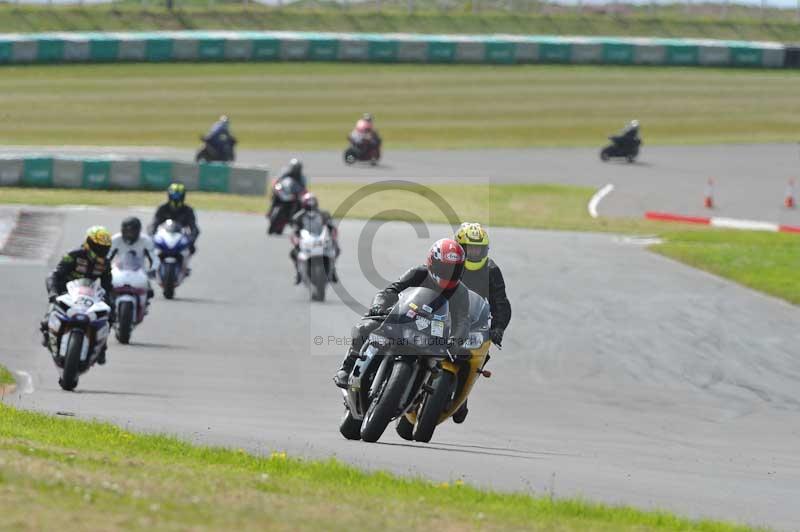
[111,251,151,344]
[296,221,337,302]
[153,220,192,299]
[44,279,111,391]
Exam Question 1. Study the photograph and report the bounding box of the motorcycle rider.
[281,158,308,189]
[267,158,308,235]
[108,217,159,305]
[451,222,512,423]
[40,226,114,364]
[149,182,200,256]
[202,114,237,162]
[611,119,641,153]
[333,238,470,389]
[348,113,382,160]
[289,192,340,285]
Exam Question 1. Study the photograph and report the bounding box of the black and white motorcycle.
[338,287,456,443]
[44,279,111,391]
[111,252,151,344]
[294,219,337,302]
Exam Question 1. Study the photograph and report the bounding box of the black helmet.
[121,217,142,245]
[288,158,303,176]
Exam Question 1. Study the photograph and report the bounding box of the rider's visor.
[463,244,488,263]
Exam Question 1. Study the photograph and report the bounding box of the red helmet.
[301,191,319,210]
[426,238,465,290]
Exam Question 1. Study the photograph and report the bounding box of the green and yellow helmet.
[167,182,186,208]
[455,222,489,271]
[83,226,112,259]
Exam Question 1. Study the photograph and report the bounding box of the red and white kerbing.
[645,212,800,234]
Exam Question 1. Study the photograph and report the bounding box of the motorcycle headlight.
[463,332,485,349]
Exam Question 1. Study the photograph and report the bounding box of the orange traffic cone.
[704,178,714,209]
[785,179,795,209]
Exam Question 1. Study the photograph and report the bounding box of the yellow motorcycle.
[397,290,493,443]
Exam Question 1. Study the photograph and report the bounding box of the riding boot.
[97,344,107,366]
[333,348,358,389]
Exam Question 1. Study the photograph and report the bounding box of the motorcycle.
[44,279,111,391]
[600,136,641,163]
[267,176,305,235]
[153,220,191,299]
[338,286,462,443]
[195,134,236,163]
[344,135,380,166]
[111,251,151,344]
[294,219,337,302]
[395,290,492,442]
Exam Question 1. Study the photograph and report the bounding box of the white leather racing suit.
[108,234,159,302]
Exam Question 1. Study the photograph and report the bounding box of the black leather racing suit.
[46,248,113,305]
[342,265,471,366]
[149,203,200,253]
[41,248,115,346]
[460,258,511,342]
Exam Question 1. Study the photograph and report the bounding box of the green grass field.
[1,63,799,149]
[2,184,798,304]
[2,3,800,42]
[0,402,761,531]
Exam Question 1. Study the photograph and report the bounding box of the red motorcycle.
[267,176,305,235]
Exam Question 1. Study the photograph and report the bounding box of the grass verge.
[0,401,761,531]
[2,184,797,305]
[1,63,798,149]
[0,365,14,387]
[1,4,800,42]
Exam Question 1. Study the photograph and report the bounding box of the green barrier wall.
[0,156,267,195]
[0,31,788,68]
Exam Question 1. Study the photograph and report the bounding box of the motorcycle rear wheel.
[413,370,455,443]
[396,416,414,441]
[339,410,362,440]
[361,360,413,443]
[116,301,133,344]
[59,330,83,391]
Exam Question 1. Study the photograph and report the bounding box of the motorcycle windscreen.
[466,289,491,330]
[66,278,100,301]
[374,287,451,356]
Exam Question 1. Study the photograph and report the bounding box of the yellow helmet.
[84,226,112,259]
[455,222,489,271]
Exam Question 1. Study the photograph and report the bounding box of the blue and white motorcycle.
[45,278,111,391]
[153,220,192,300]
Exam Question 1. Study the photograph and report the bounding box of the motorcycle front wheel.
[59,329,83,391]
[361,360,413,443]
[309,259,327,302]
[115,300,134,344]
[413,370,455,443]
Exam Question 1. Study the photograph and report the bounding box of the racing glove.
[490,328,504,347]
[368,303,386,317]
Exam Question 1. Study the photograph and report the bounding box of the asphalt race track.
[3,143,800,224]
[2,203,800,530]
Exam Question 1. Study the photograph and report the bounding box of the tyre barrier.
[0,156,268,195]
[0,31,790,68]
